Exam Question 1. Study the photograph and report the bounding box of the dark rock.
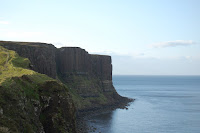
[56,47,92,75]
[56,47,117,99]
[91,54,112,80]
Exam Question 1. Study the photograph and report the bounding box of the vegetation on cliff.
[0,46,34,83]
[0,46,76,133]
[59,74,126,112]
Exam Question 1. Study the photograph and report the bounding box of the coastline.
[76,97,134,133]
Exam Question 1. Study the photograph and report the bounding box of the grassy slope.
[0,46,35,83]
[0,46,53,83]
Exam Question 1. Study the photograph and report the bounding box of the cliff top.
[0,41,111,57]
[0,41,54,48]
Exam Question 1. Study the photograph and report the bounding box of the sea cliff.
[0,41,132,132]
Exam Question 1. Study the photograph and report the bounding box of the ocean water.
[87,75,200,133]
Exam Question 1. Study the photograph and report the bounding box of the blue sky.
[0,0,200,75]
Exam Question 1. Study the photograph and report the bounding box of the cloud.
[0,21,10,24]
[151,40,198,48]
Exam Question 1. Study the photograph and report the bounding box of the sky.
[0,0,200,75]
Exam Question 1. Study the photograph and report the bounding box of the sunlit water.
[87,76,200,133]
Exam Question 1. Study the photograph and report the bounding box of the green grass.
[0,46,57,100]
[11,56,30,68]
[0,46,35,84]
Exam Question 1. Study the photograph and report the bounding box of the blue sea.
[87,75,200,133]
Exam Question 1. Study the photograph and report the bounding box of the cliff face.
[0,41,130,112]
[56,47,123,111]
[56,47,91,75]
[56,47,116,93]
[91,55,114,92]
[91,55,112,80]
[57,48,112,81]
[0,41,57,78]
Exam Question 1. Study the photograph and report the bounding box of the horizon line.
[113,74,200,76]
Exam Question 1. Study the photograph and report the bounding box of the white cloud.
[0,21,10,24]
[151,40,198,48]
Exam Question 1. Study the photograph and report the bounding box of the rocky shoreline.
[76,97,134,133]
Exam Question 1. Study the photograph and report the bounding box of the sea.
[87,75,200,133]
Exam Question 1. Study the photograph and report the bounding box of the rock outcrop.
[0,76,76,133]
[56,47,120,110]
